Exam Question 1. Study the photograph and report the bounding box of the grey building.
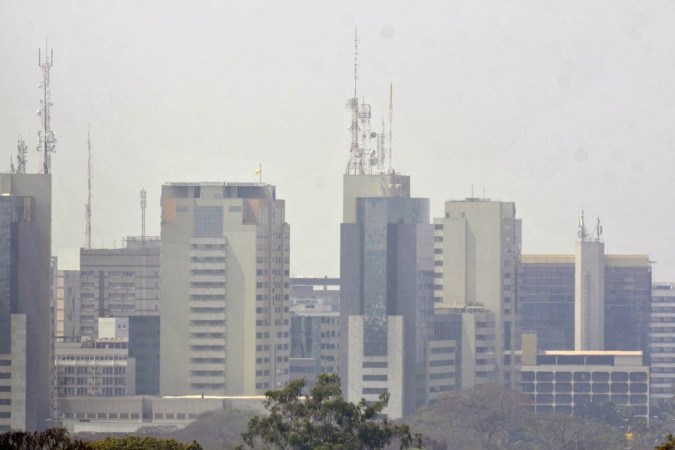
[79,237,160,339]
[340,173,434,418]
[128,316,160,395]
[160,182,290,396]
[520,253,651,354]
[0,173,52,431]
[289,276,340,385]
[55,269,81,342]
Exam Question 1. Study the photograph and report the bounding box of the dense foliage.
[0,428,202,450]
[239,373,421,449]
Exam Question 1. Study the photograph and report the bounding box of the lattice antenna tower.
[16,136,28,174]
[345,27,361,175]
[388,83,393,173]
[85,126,92,249]
[36,38,56,174]
[140,189,147,242]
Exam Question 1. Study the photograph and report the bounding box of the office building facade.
[79,237,160,339]
[651,283,675,402]
[0,173,52,430]
[340,173,434,418]
[160,182,290,396]
[432,199,521,387]
[520,253,651,354]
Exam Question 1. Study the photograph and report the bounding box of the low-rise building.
[520,334,649,421]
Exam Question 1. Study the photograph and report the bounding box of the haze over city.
[2,1,675,279]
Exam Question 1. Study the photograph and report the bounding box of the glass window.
[195,206,223,236]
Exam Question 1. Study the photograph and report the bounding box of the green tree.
[90,435,202,450]
[0,428,91,449]
[239,373,421,450]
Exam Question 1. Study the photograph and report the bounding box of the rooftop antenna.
[388,83,393,173]
[140,189,147,243]
[13,136,28,174]
[37,37,56,174]
[345,27,361,175]
[577,210,589,242]
[85,126,92,249]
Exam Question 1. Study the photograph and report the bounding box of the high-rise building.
[340,173,434,418]
[54,269,81,342]
[79,237,160,339]
[520,255,575,351]
[650,283,675,403]
[432,199,521,387]
[160,182,290,396]
[427,306,497,401]
[520,251,651,355]
[0,173,52,431]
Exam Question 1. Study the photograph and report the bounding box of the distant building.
[79,237,160,339]
[55,340,135,398]
[520,334,649,421]
[160,182,290,396]
[432,199,521,387]
[54,318,136,398]
[290,310,339,385]
[427,306,497,401]
[520,253,651,354]
[290,277,339,312]
[54,269,81,342]
[289,277,340,385]
[340,173,434,418]
[128,316,160,395]
[520,255,575,351]
[0,173,52,431]
[650,283,675,402]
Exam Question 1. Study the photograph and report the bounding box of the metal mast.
[16,136,28,174]
[37,38,56,174]
[140,189,147,242]
[345,27,361,175]
[388,83,393,173]
[85,126,92,249]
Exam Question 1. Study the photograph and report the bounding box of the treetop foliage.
[239,373,421,450]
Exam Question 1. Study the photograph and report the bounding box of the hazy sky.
[2,1,675,280]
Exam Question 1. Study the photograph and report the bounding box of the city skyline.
[2,1,675,281]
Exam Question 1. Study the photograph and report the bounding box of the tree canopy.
[239,373,420,450]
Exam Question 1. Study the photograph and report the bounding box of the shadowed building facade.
[340,173,434,418]
[0,173,51,431]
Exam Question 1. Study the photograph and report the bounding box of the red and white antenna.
[36,38,56,174]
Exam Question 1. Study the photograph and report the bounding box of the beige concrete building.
[433,199,521,387]
[160,182,290,396]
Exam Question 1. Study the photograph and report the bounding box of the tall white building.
[432,198,521,387]
[160,182,290,396]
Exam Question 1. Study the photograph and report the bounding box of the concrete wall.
[575,241,605,350]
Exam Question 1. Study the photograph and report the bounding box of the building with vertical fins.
[432,199,522,387]
[0,173,52,431]
[160,182,290,396]
[520,214,651,356]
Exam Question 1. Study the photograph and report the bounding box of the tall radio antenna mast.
[388,83,393,173]
[345,27,362,175]
[37,38,56,174]
[140,189,147,242]
[85,126,92,249]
